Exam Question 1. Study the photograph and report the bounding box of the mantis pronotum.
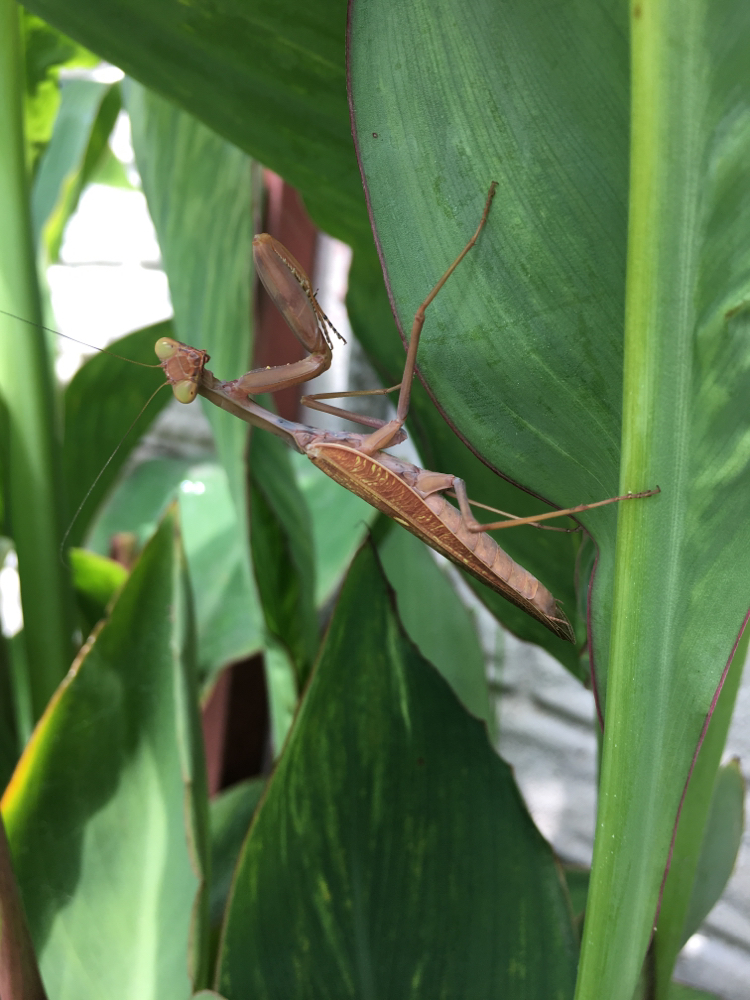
[156,184,658,643]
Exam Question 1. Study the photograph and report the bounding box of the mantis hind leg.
[451,479,660,532]
[300,383,401,430]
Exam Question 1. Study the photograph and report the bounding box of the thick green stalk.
[0,0,74,721]
[576,3,707,997]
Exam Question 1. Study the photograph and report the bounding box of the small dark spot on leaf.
[633,3,641,16]
[417,757,425,766]
[372,132,378,138]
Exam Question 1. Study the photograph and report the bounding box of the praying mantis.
[156,183,658,643]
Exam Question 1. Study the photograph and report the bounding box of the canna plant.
[0,1,748,999]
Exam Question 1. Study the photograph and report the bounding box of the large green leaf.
[23,0,367,244]
[126,83,269,687]
[217,543,578,999]
[21,10,97,174]
[349,0,628,677]
[679,759,745,948]
[346,245,584,673]
[1,508,209,998]
[176,463,265,688]
[32,77,122,261]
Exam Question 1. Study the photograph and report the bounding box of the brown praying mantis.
[156,183,658,643]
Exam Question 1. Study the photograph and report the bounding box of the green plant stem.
[0,0,75,721]
[576,3,707,997]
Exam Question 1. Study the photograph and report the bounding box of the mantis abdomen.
[306,441,575,643]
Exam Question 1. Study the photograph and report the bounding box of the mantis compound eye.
[173,379,198,404]
[154,337,180,360]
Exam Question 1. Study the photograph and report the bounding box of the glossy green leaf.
[378,523,493,734]
[89,459,264,686]
[178,464,265,689]
[126,82,269,691]
[290,451,375,607]
[1,509,209,998]
[680,760,745,949]
[655,632,747,994]
[62,321,174,548]
[217,543,578,999]
[349,0,626,671]
[249,429,319,685]
[32,78,105,247]
[88,456,196,554]
[209,777,265,929]
[68,546,127,634]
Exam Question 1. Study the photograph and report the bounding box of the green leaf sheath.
[578,4,750,998]
[0,0,75,719]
